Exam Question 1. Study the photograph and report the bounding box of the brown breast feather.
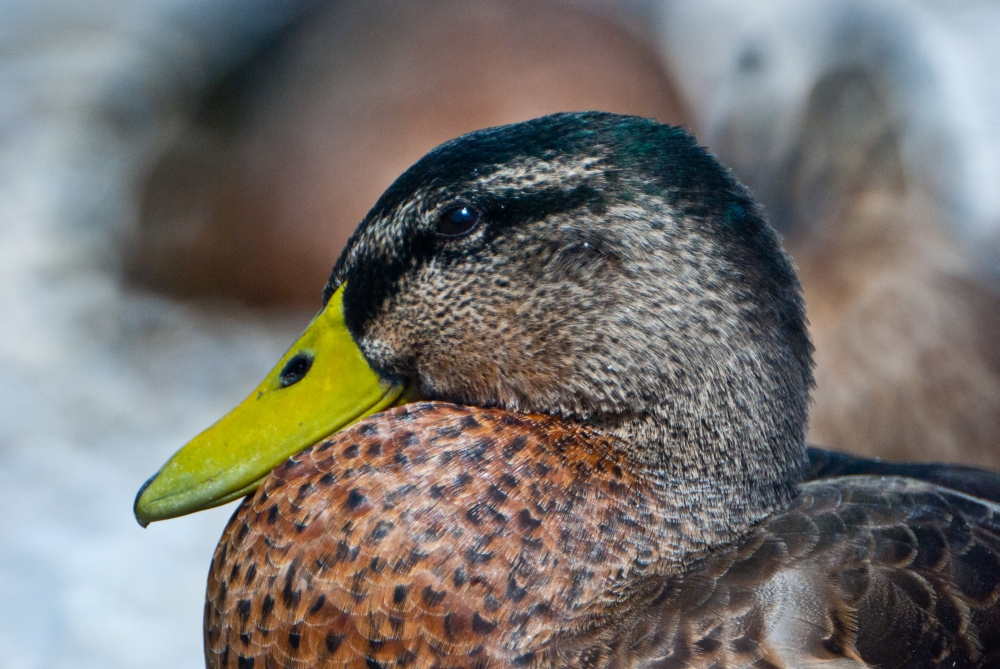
[204,403,1000,669]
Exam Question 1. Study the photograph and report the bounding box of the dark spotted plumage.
[203,113,1000,668]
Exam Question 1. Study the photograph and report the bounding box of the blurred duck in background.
[124,0,689,305]
[3,1,1000,667]
[666,0,1000,467]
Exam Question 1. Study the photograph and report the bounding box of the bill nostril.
[280,352,314,388]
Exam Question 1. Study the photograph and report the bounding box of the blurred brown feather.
[125,0,688,305]
[769,68,1000,467]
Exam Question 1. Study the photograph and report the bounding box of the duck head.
[135,112,813,537]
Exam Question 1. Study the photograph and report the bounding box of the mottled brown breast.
[204,402,675,669]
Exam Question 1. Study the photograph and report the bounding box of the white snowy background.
[0,1,998,667]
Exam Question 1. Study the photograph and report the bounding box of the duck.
[134,112,1000,669]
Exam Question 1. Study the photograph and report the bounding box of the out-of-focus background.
[1,0,999,666]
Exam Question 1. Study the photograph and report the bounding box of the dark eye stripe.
[280,353,314,388]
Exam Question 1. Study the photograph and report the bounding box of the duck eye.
[279,352,313,388]
[436,205,481,237]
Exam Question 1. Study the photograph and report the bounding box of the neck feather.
[588,406,809,555]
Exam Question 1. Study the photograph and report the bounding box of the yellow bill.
[134,285,408,526]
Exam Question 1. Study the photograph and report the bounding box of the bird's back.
[614,476,1000,669]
